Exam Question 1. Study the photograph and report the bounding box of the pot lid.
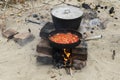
[51,5,83,19]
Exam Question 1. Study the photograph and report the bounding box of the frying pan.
[48,29,82,49]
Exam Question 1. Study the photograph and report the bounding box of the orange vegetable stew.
[49,32,79,44]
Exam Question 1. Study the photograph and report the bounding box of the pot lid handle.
[63,9,71,14]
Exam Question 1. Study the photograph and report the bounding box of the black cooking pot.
[48,29,82,49]
[51,5,83,30]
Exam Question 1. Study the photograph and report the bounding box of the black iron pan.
[48,29,82,49]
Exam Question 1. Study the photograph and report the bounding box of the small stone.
[97,11,100,13]
[82,3,91,9]
[89,18,101,28]
[112,50,116,60]
[90,31,94,34]
[40,16,44,19]
[83,32,86,35]
[28,28,31,33]
[37,18,40,20]
[109,7,115,14]
[101,6,104,9]
[104,6,108,9]
[115,17,118,20]
[33,14,38,18]
[91,28,94,30]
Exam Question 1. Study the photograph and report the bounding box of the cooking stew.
[48,30,82,48]
[49,32,79,44]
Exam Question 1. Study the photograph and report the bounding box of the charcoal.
[112,50,116,60]
[90,31,94,34]
[33,14,38,18]
[28,28,31,33]
[109,7,115,14]
[115,17,118,20]
[104,6,108,9]
[82,3,91,9]
[100,6,103,9]
[36,18,40,20]
[97,11,100,13]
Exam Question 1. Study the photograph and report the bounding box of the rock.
[97,10,100,13]
[114,17,118,20]
[2,29,18,39]
[14,32,34,46]
[89,18,101,28]
[83,10,97,19]
[112,50,116,60]
[82,3,91,9]
[73,60,86,70]
[32,14,38,18]
[109,7,115,14]
[100,6,104,9]
[104,6,108,9]
[36,56,52,65]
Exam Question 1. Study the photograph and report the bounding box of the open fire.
[52,48,72,68]
[63,49,71,66]
[37,4,87,74]
[36,22,88,74]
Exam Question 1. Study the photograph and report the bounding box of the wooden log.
[72,48,88,61]
[36,45,52,57]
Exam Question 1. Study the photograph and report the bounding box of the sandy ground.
[0,0,120,80]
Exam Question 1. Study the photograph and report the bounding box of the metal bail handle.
[64,9,71,14]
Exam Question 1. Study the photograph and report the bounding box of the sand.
[0,0,120,80]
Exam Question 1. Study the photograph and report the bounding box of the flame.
[63,49,71,62]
